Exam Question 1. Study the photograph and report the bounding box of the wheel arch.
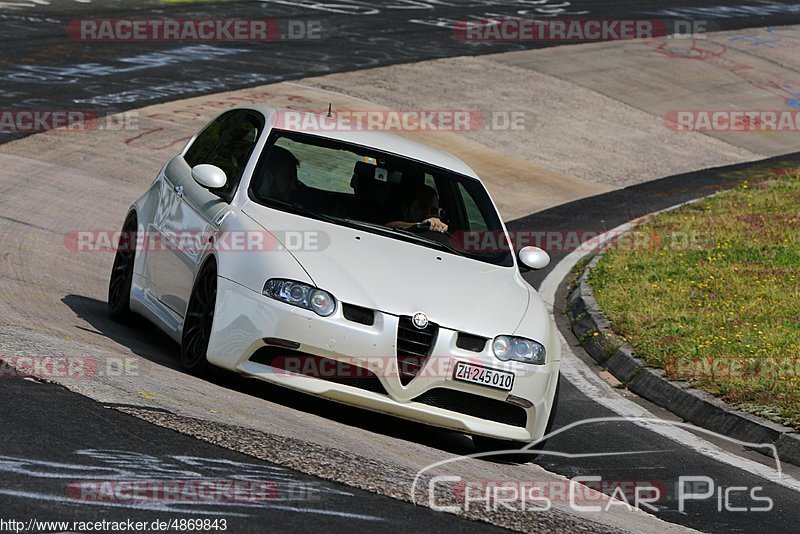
[194,252,219,289]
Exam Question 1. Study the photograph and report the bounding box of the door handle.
[174,185,183,198]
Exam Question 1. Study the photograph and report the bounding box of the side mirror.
[519,246,550,270]
[191,164,227,189]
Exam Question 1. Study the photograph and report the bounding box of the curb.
[567,254,800,467]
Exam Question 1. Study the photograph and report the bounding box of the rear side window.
[185,110,263,200]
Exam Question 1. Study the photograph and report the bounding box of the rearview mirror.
[519,246,550,270]
[192,164,227,189]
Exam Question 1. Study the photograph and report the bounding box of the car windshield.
[248,130,514,267]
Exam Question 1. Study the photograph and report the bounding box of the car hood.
[242,202,530,337]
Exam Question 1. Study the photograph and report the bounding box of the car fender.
[213,209,315,295]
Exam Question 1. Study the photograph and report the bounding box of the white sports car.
[108,105,560,451]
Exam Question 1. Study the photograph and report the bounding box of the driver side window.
[184,110,263,201]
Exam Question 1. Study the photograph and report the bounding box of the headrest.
[350,161,377,189]
[400,169,425,189]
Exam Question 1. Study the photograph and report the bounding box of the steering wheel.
[409,220,432,233]
[408,221,453,249]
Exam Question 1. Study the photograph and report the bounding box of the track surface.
[0,377,505,533]
[1,147,798,532]
[3,0,800,141]
[3,1,800,533]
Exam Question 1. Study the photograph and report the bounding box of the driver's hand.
[424,217,448,233]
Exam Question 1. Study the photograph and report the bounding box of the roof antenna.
[326,103,332,118]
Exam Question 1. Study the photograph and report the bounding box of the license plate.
[453,361,514,391]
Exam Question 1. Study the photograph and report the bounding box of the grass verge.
[589,172,800,430]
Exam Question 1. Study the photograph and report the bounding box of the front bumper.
[207,277,560,442]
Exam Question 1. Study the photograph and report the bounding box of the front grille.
[412,388,528,427]
[249,347,387,395]
[396,316,438,385]
[456,333,488,352]
[342,303,375,326]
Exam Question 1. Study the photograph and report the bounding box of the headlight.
[263,279,336,317]
[492,335,546,365]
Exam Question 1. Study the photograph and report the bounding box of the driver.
[387,185,448,233]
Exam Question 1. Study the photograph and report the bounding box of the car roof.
[240,105,481,180]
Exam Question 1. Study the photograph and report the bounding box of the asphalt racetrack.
[2,1,800,533]
[3,0,800,138]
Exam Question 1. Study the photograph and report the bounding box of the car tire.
[181,259,217,376]
[108,214,137,323]
[473,377,561,462]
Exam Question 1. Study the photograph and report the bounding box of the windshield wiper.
[405,232,469,258]
[340,218,469,258]
[259,198,343,225]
